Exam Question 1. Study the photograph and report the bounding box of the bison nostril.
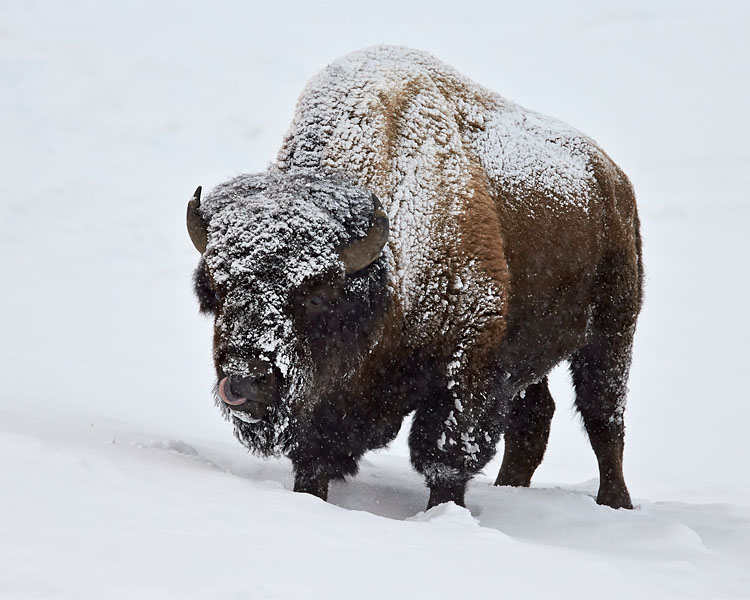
[228,370,277,405]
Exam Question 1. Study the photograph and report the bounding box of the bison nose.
[229,370,276,401]
[218,360,279,419]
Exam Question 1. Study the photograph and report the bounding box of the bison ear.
[187,186,208,254]
[338,193,389,275]
[193,259,218,314]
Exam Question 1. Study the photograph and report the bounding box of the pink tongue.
[218,377,248,406]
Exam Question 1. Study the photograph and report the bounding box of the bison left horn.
[338,193,390,275]
[187,186,208,254]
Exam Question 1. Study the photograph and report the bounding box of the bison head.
[188,170,390,455]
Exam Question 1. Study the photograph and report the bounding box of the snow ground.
[2,0,750,597]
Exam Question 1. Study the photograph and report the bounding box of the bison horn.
[187,186,208,254]
[338,193,389,275]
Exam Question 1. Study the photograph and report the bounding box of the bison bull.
[188,46,642,510]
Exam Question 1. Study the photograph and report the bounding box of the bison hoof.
[427,484,466,509]
[293,477,329,501]
[596,487,633,510]
[494,470,532,488]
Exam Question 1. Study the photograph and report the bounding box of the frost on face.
[199,170,377,455]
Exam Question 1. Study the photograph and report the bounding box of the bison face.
[188,171,389,456]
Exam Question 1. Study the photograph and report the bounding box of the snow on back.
[472,107,595,213]
[277,45,596,344]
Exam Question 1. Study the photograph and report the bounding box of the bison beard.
[188,46,642,511]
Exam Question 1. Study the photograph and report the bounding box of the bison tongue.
[218,377,247,406]
[218,378,268,421]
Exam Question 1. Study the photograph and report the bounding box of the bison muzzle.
[188,46,643,511]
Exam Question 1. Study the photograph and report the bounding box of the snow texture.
[475,107,595,213]
[277,46,506,339]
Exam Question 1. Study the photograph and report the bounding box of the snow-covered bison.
[188,46,642,510]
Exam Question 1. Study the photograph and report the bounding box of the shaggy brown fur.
[192,46,642,510]
[277,47,642,509]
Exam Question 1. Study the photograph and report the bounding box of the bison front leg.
[409,398,502,510]
[292,470,330,501]
[495,377,555,488]
[289,447,359,502]
[288,411,372,502]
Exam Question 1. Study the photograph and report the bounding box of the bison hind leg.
[570,251,640,510]
[570,337,634,510]
[495,377,555,488]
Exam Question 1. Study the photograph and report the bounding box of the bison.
[187,45,642,510]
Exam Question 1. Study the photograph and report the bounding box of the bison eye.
[296,284,340,316]
[303,292,333,315]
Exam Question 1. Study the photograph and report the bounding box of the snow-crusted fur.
[191,45,643,510]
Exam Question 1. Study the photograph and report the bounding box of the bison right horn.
[187,186,208,254]
[338,193,390,275]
